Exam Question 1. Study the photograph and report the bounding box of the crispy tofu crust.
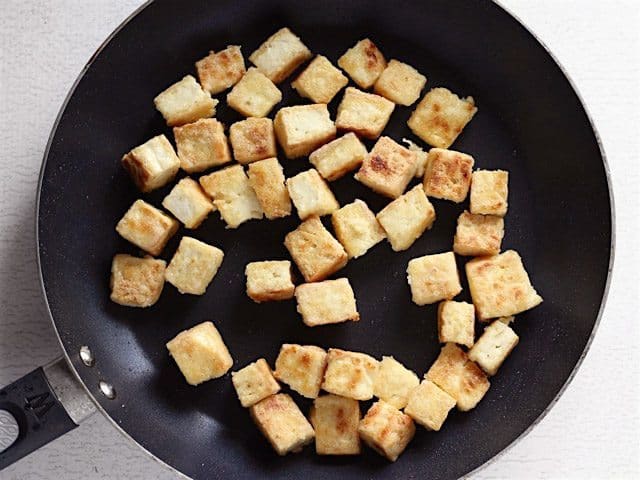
[295,278,359,327]
[162,177,215,229]
[423,148,474,202]
[338,39,386,89]
[310,394,361,455]
[246,157,291,219]
[115,199,178,256]
[249,27,312,84]
[336,87,395,140]
[110,254,166,308]
[196,45,246,94]
[373,356,419,409]
[453,210,504,257]
[358,401,415,462]
[227,67,282,118]
[287,169,340,220]
[292,55,349,104]
[231,358,281,407]
[309,133,367,182]
[470,169,509,217]
[322,348,379,401]
[468,320,519,376]
[229,117,277,164]
[154,75,217,127]
[165,237,224,295]
[274,104,337,159]
[274,344,328,398]
[332,199,386,258]
[404,380,456,431]
[407,251,462,305]
[121,134,180,192]
[245,260,295,302]
[437,300,475,348]
[374,59,427,106]
[173,118,232,173]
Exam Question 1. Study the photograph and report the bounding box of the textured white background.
[0,1,638,479]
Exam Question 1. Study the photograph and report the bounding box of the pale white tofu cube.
[335,87,394,140]
[469,320,519,376]
[249,27,312,83]
[165,237,224,295]
[453,210,504,257]
[121,134,180,192]
[162,177,215,229]
[229,117,277,164]
[322,348,378,401]
[295,278,359,327]
[195,45,245,94]
[245,260,295,302]
[437,301,475,348]
[404,380,456,431]
[246,157,291,219]
[338,38,386,89]
[231,358,280,407]
[173,118,231,173]
[372,356,419,409]
[358,401,415,462]
[470,169,509,216]
[407,252,462,305]
[154,75,217,127]
[331,199,385,258]
[292,55,348,104]
[309,133,367,181]
[310,394,361,455]
[374,59,426,106]
[286,169,340,220]
[274,344,328,398]
[274,104,336,159]
[110,254,165,308]
[423,148,474,203]
[115,199,178,256]
[227,67,282,118]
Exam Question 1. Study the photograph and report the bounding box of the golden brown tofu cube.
[227,67,282,118]
[358,401,415,462]
[322,349,378,400]
[229,117,277,164]
[246,157,291,219]
[154,75,217,127]
[284,216,348,282]
[245,260,295,302]
[162,177,215,229]
[274,104,336,159]
[426,343,490,411]
[437,300,475,348]
[110,254,165,308]
[249,27,312,84]
[287,169,339,220]
[355,136,417,199]
[310,395,361,455]
[423,148,474,202]
[470,170,509,216]
[165,237,224,295]
[374,59,426,106]
[404,380,456,431]
[373,356,419,409]
[469,320,519,376]
[466,250,543,321]
[231,358,280,407]
[121,134,180,192]
[295,278,359,327]
[332,199,385,258]
[196,45,245,94]
[115,199,178,256]
[309,133,367,181]
[407,252,462,306]
[274,344,328,398]
[453,210,504,257]
[292,55,348,104]
[408,87,477,148]
[166,321,233,385]
[173,118,231,174]
[250,393,315,455]
[402,138,429,178]
[338,38,386,89]
[335,87,395,140]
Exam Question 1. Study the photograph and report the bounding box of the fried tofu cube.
[408,87,477,148]
[374,59,426,106]
[453,210,504,256]
[338,38,386,89]
[295,278,359,327]
[292,55,348,104]
[423,148,474,202]
[199,164,263,228]
[331,199,385,258]
[373,356,419,409]
[249,27,312,84]
[287,169,339,220]
[407,252,462,306]
[376,185,435,252]
[404,380,456,431]
[274,104,336,159]
[426,343,489,411]
[310,395,361,455]
[195,45,245,94]
[115,199,178,256]
[309,133,367,181]
[154,75,217,127]
[438,301,475,348]
[274,344,328,398]
[284,216,348,282]
[402,138,429,178]
[469,320,519,376]
[245,260,295,302]
[229,117,277,164]
[247,157,291,219]
[110,254,165,307]
[166,321,233,385]
[173,118,231,173]
[358,401,415,462]
[165,237,224,295]
[336,87,395,140]
[162,177,215,229]
[322,349,378,400]
[227,67,282,118]
[470,170,509,216]
[250,393,315,455]
[121,134,180,192]
[231,358,280,407]
[355,136,417,198]
[466,250,543,320]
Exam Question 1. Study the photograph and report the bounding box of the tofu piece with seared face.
[355,136,417,199]
[231,358,280,407]
[196,45,245,94]
[121,134,180,192]
[466,250,543,320]
[166,321,233,385]
[438,300,475,348]
[322,349,379,400]
[338,38,386,89]
[110,254,166,308]
[310,395,361,455]
[336,87,395,140]
[453,210,504,256]
[408,87,477,148]
[274,104,337,159]
[376,185,436,252]
[154,75,217,127]
[374,59,427,106]
[229,117,277,164]
[173,118,231,173]
[423,148,474,202]
[309,133,367,182]
[404,380,456,431]
[469,320,519,376]
[358,401,415,462]
[470,170,509,216]
[292,55,349,104]
[274,344,328,398]
[165,237,224,295]
[227,67,282,118]
[245,260,295,302]
[162,177,215,229]
[115,199,178,256]
[407,252,462,306]
[250,393,315,456]
[246,157,291,219]
[284,216,348,282]
[331,199,385,258]
[373,356,419,409]
[286,169,339,220]
[295,278,359,327]
[199,164,264,228]
[249,27,312,84]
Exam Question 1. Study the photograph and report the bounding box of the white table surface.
[1,1,638,479]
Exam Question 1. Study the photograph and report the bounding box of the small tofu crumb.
[173,118,232,173]
[249,27,312,84]
[115,199,178,256]
[332,199,386,258]
[287,169,340,220]
[402,138,429,178]
[309,133,367,182]
[231,358,281,407]
[358,401,415,462]
[470,169,509,217]
[338,39,386,89]
[373,356,419,409]
[229,117,277,164]
[468,320,519,376]
[274,104,337,159]
[407,252,462,305]
[437,301,475,348]
[245,260,295,302]
[227,68,282,118]
[110,254,166,308]
[154,75,217,127]
[322,348,378,401]
[165,237,224,295]
[336,87,395,140]
[196,46,246,94]
[162,177,215,229]
[453,210,504,257]
[274,344,328,398]
[295,278,359,327]
[404,380,456,431]
[374,59,427,106]
[247,157,292,219]
[292,55,349,104]
[310,394,361,455]
[423,148,474,203]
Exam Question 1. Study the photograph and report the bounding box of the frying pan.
[0,0,613,478]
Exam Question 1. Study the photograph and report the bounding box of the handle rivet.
[98,381,116,399]
[79,346,94,367]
